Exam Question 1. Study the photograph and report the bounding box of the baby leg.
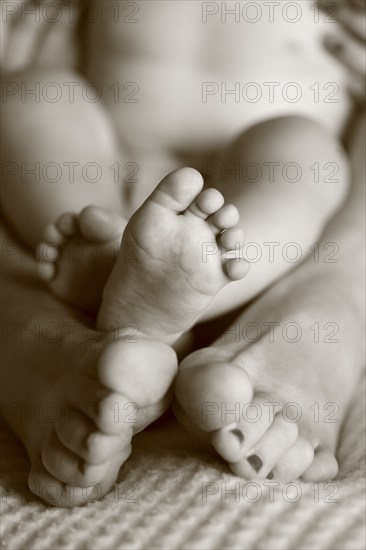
[2,68,129,311]
[1,68,126,245]
[201,115,349,320]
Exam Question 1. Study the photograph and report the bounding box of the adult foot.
[7,333,176,507]
[97,168,249,343]
[37,206,126,313]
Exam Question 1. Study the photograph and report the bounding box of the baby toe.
[187,188,225,219]
[220,227,245,251]
[37,242,59,263]
[219,227,248,280]
[31,456,116,507]
[28,458,86,507]
[212,397,279,463]
[211,424,245,462]
[37,260,57,281]
[56,408,122,465]
[56,212,78,236]
[37,240,59,281]
[84,431,125,465]
[151,167,204,212]
[42,431,112,486]
[82,390,134,436]
[78,206,125,243]
[230,413,298,478]
[42,431,85,484]
[209,204,240,232]
[224,258,250,281]
[271,436,315,481]
[301,446,338,482]
[43,223,64,245]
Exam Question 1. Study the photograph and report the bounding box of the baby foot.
[97,168,249,343]
[37,206,126,313]
[174,335,343,483]
[23,336,177,507]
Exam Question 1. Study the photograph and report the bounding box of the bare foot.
[174,281,360,482]
[175,348,338,481]
[7,332,176,507]
[97,168,249,343]
[37,206,126,313]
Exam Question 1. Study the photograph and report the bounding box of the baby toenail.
[247,454,263,472]
[230,429,244,444]
[267,471,274,480]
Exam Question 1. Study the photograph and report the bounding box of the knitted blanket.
[1,373,365,550]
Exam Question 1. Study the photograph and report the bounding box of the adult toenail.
[230,429,244,444]
[247,454,263,472]
[267,471,274,480]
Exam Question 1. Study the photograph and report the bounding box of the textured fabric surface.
[1,373,365,550]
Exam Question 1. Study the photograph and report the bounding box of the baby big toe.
[97,341,177,407]
[175,359,253,432]
[151,167,204,212]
